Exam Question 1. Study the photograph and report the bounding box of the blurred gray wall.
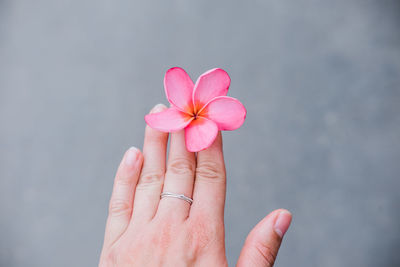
[1,0,399,266]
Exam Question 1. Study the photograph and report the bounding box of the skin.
[99,104,292,267]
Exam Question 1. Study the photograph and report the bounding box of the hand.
[99,104,292,267]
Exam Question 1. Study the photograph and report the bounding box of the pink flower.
[145,67,246,152]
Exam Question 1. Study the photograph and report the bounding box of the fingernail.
[274,210,292,238]
[150,103,166,114]
[124,147,139,166]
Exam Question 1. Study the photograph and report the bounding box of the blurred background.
[1,0,399,266]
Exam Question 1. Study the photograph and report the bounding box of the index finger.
[189,132,226,221]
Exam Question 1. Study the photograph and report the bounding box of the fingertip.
[123,147,137,166]
[246,209,292,243]
[150,103,167,114]
[143,105,169,148]
[274,209,292,238]
[238,209,290,267]
[170,129,194,156]
[123,147,143,166]
[215,131,223,149]
[213,131,223,149]
[116,148,144,181]
[198,131,223,154]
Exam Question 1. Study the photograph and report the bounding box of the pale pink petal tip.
[201,96,246,131]
[164,67,194,113]
[193,68,231,109]
[185,117,218,152]
[144,107,193,132]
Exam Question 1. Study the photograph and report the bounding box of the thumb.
[236,209,292,267]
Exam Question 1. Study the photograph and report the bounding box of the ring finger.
[156,129,196,220]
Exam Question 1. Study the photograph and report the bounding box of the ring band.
[160,192,193,205]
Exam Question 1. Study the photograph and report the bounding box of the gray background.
[0,0,399,266]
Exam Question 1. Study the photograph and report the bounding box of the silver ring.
[160,192,193,205]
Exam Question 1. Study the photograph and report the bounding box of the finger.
[190,132,226,221]
[157,130,196,220]
[103,147,143,248]
[131,104,169,223]
[237,209,292,267]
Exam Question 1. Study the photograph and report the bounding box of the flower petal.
[164,67,194,113]
[192,68,230,112]
[145,107,193,132]
[185,117,218,152]
[200,96,246,131]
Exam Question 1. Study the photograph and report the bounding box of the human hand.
[99,104,292,267]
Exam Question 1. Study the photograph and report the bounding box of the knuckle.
[196,161,225,181]
[168,158,195,176]
[109,199,131,217]
[115,177,131,187]
[254,242,277,267]
[137,171,164,188]
[187,216,221,253]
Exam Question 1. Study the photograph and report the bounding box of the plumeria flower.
[145,67,246,152]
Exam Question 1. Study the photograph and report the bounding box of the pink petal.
[192,68,230,112]
[145,107,193,132]
[200,96,246,131]
[185,117,218,152]
[164,67,194,113]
